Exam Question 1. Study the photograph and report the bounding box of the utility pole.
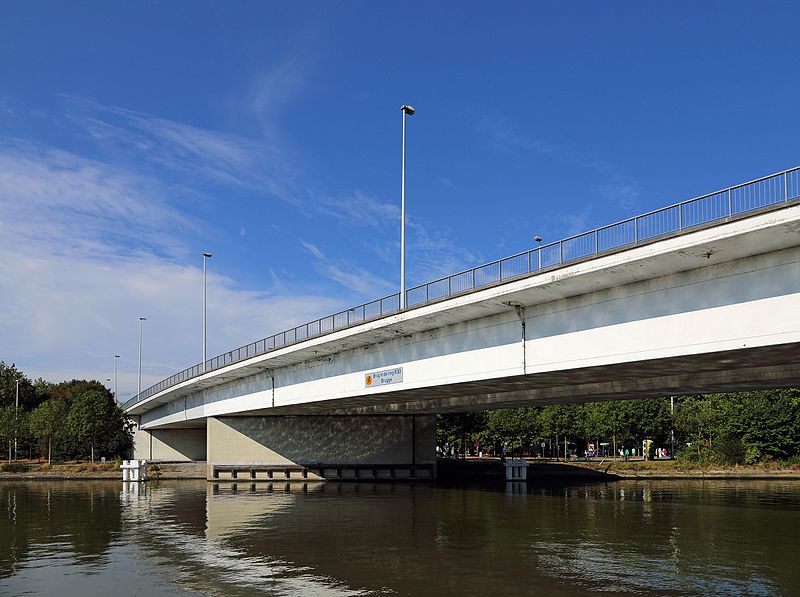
[137,317,146,400]
[399,104,415,309]
[670,396,675,458]
[14,380,19,461]
[202,252,212,371]
[114,355,120,402]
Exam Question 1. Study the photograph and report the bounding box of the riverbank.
[0,461,206,480]
[436,458,800,481]
[580,458,800,479]
[3,459,800,481]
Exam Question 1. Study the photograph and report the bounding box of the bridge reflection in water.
[2,480,798,595]
[122,480,798,595]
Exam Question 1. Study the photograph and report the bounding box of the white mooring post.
[504,459,528,482]
[121,459,148,482]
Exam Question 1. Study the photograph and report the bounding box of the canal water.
[1,479,799,596]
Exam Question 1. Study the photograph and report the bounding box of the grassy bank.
[0,461,206,480]
[0,461,121,479]
[576,458,800,479]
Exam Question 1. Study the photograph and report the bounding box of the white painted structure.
[128,203,800,434]
[121,459,148,482]
[504,460,528,481]
[122,177,800,470]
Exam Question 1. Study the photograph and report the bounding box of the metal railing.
[124,165,800,410]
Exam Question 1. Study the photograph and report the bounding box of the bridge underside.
[130,205,800,474]
[145,341,796,424]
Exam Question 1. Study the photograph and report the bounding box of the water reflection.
[2,479,799,595]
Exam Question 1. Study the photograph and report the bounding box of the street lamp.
[114,355,120,402]
[534,235,543,270]
[137,317,146,400]
[202,252,212,372]
[400,104,415,309]
[14,380,18,461]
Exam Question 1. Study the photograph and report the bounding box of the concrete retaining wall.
[133,427,206,462]
[206,414,435,467]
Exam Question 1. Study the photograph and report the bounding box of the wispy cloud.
[58,96,306,205]
[478,116,554,157]
[298,239,325,260]
[0,139,193,259]
[317,190,400,229]
[597,174,642,211]
[0,135,339,391]
[0,94,489,393]
[317,261,396,297]
[477,113,645,214]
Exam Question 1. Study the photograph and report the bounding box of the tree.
[0,362,40,410]
[67,390,111,463]
[29,399,68,464]
[0,405,14,461]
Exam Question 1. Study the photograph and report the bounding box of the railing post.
[678,204,682,230]
[448,276,452,296]
[472,268,476,289]
[594,231,598,254]
[728,188,732,217]
[559,241,563,263]
[634,218,638,244]
[785,172,789,202]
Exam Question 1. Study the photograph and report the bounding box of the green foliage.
[66,389,131,462]
[713,433,745,466]
[29,398,69,463]
[436,390,800,465]
[0,364,132,462]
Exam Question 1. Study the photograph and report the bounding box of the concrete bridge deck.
[125,167,800,474]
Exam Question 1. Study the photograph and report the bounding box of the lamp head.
[534,235,542,243]
[203,252,213,258]
[401,105,415,116]
[139,316,147,321]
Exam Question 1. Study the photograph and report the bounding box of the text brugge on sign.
[365,367,403,388]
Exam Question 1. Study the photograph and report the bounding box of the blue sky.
[1,2,798,399]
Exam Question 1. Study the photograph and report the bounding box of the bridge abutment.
[206,414,436,481]
[132,426,207,462]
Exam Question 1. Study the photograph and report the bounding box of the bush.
[713,433,745,466]
[744,445,762,466]
[0,462,30,473]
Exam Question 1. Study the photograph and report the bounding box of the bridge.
[126,166,800,479]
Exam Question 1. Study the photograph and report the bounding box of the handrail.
[124,165,800,410]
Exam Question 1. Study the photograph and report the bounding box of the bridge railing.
[124,165,800,410]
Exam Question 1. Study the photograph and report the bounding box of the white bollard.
[131,461,139,482]
[504,459,528,481]
[121,459,148,482]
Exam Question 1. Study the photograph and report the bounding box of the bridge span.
[125,167,800,478]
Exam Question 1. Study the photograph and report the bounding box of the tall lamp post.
[399,104,415,309]
[114,354,120,402]
[534,235,543,270]
[14,380,18,461]
[670,396,675,458]
[202,252,212,372]
[137,317,146,400]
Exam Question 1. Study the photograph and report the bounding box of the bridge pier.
[206,414,436,481]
